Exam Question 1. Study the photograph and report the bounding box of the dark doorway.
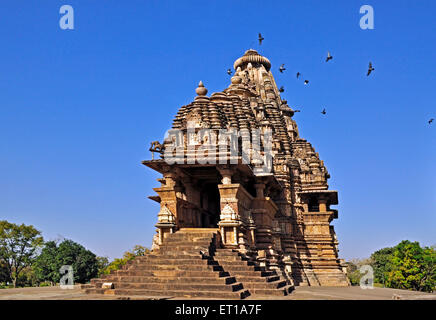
[200,183,220,227]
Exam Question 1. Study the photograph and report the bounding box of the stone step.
[234,275,280,283]
[138,254,206,261]
[156,245,212,251]
[161,240,213,246]
[214,260,255,267]
[128,264,224,272]
[213,249,240,255]
[225,270,276,277]
[144,253,203,259]
[112,282,244,292]
[162,242,213,247]
[241,280,287,290]
[218,265,267,272]
[172,232,217,238]
[151,249,207,255]
[157,242,212,247]
[247,285,294,297]
[111,270,231,278]
[132,258,218,266]
[151,251,210,257]
[177,228,218,232]
[212,254,248,261]
[103,276,237,285]
[164,236,214,241]
[108,288,249,299]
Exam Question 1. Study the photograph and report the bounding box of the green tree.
[370,247,394,285]
[16,266,37,287]
[96,256,110,277]
[122,245,150,260]
[102,245,150,275]
[0,259,11,284]
[32,241,59,285]
[0,220,44,287]
[33,239,99,284]
[385,240,435,292]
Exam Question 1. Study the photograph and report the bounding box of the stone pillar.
[217,165,234,185]
[217,183,253,254]
[319,198,327,212]
[254,183,265,199]
[154,167,179,243]
[155,204,176,245]
[251,180,279,269]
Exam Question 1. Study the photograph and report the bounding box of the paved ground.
[259,286,436,300]
[0,285,435,300]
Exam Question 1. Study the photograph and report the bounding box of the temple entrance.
[199,183,220,228]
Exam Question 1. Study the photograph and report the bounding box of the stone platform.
[1,285,435,300]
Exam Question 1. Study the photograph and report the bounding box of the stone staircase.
[82,228,293,299]
[210,249,294,296]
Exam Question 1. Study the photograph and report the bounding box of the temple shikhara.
[84,50,349,299]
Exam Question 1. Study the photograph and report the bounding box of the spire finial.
[196,81,208,96]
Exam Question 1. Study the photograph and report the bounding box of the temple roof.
[171,50,298,155]
[160,49,331,191]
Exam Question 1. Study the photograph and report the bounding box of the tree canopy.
[347,240,435,293]
[370,247,394,285]
[385,240,435,292]
[33,239,99,284]
[0,220,44,287]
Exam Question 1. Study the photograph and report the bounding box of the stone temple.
[83,50,349,299]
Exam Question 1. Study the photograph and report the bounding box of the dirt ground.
[0,285,435,300]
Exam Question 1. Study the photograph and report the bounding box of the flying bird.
[279,86,285,93]
[258,33,264,45]
[304,80,309,85]
[227,69,232,75]
[326,51,333,62]
[321,108,327,115]
[279,64,286,73]
[296,72,301,79]
[294,109,301,113]
[429,118,434,124]
[367,62,375,76]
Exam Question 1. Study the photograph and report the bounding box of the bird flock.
[226,33,434,125]
[261,33,374,117]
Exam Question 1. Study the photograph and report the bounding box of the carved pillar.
[156,204,176,245]
[153,167,179,244]
[217,165,234,185]
[251,179,279,269]
[319,197,327,212]
[217,183,253,254]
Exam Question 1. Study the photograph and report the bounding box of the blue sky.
[0,1,435,261]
